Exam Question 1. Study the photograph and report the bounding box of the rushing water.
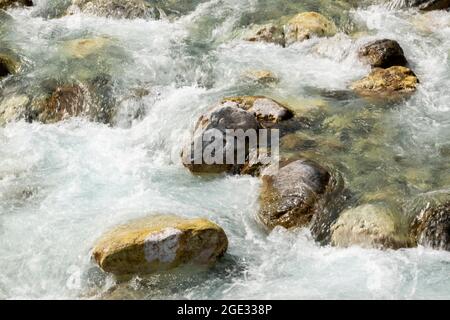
[0,0,450,299]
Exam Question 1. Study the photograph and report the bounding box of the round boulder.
[351,66,419,97]
[258,159,342,230]
[92,215,228,276]
[0,0,33,10]
[358,39,408,69]
[284,12,337,46]
[182,96,292,175]
[67,0,151,19]
[331,203,411,249]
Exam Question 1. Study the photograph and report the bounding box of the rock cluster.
[181,96,293,175]
[245,12,337,47]
[352,39,419,97]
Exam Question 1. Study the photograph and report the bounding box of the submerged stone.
[62,37,112,59]
[221,96,293,126]
[410,0,450,11]
[28,76,116,124]
[331,203,411,249]
[258,159,343,230]
[284,12,337,46]
[410,191,450,251]
[92,215,228,276]
[244,23,286,47]
[242,70,278,84]
[67,0,151,19]
[0,52,20,78]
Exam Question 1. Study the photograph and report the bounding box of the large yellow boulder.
[62,37,112,59]
[92,215,228,276]
[351,66,419,97]
[284,12,337,45]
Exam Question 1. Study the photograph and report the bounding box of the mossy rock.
[92,215,228,276]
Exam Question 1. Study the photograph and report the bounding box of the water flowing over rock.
[331,203,412,249]
[284,12,337,46]
[221,96,293,127]
[410,191,450,250]
[67,0,151,19]
[92,215,228,276]
[245,23,286,47]
[410,0,450,10]
[242,70,278,85]
[0,94,29,125]
[26,77,116,124]
[258,159,344,230]
[182,96,292,175]
[358,39,408,69]
[351,66,419,97]
[0,0,32,10]
[0,51,20,78]
[62,37,112,59]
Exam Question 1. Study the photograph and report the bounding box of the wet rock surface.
[93,215,228,276]
[67,0,151,19]
[358,39,408,69]
[182,96,293,175]
[258,159,343,230]
[284,12,337,45]
[331,203,411,249]
[351,66,419,97]
[0,0,32,10]
[410,0,450,11]
[410,192,450,251]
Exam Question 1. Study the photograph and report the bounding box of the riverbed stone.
[36,84,89,123]
[92,215,228,276]
[258,159,343,230]
[181,102,260,174]
[358,39,408,69]
[242,70,278,84]
[182,96,292,175]
[410,192,450,250]
[0,0,33,10]
[245,23,286,47]
[410,0,450,10]
[331,203,411,249]
[0,52,20,78]
[221,96,293,126]
[30,76,116,124]
[0,94,29,125]
[284,12,337,46]
[62,37,112,59]
[351,66,419,97]
[67,0,151,19]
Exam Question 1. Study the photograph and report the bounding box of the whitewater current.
[0,0,450,299]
